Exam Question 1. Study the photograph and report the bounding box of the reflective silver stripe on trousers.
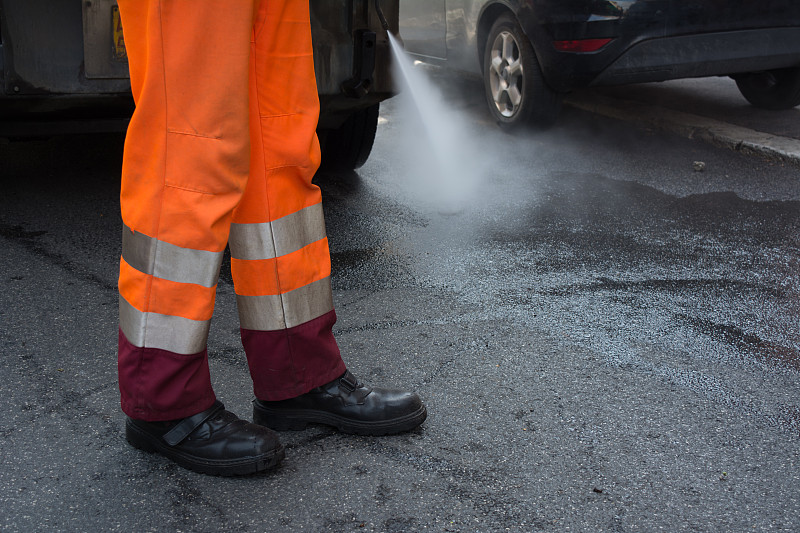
[237,276,334,331]
[119,297,210,355]
[122,225,223,288]
[228,203,327,260]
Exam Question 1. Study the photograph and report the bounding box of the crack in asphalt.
[542,276,785,298]
[0,222,118,293]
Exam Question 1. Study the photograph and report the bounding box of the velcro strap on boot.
[163,400,225,446]
[339,371,360,392]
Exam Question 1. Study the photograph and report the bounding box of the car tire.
[483,13,562,130]
[318,103,380,171]
[734,67,800,110]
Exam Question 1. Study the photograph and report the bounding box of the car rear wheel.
[483,13,562,130]
[318,103,380,171]
[734,67,800,110]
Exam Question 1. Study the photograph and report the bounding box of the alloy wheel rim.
[489,30,524,118]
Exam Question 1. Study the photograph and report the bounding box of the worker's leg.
[117,0,284,476]
[117,0,255,421]
[230,0,346,401]
[239,0,426,435]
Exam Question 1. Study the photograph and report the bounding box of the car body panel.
[400,0,447,59]
[399,0,800,92]
[0,0,131,96]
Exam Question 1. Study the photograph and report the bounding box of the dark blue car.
[399,0,800,128]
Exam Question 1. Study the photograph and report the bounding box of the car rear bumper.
[591,27,800,86]
[537,27,800,92]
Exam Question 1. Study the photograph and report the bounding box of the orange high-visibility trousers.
[117,0,346,421]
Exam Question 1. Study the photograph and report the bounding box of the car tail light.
[552,38,613,52]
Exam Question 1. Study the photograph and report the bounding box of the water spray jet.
[384,30,488,217]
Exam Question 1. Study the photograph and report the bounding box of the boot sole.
[125,419,285,476]
[252,403,427,436]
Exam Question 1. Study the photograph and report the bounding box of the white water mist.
[387,33,487,215]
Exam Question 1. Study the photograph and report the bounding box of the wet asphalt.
[1,72,799,532]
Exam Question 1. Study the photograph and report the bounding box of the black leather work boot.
[252,371,427,436]
[125,400,285,476]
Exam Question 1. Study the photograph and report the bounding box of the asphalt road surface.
[1,72,799,532]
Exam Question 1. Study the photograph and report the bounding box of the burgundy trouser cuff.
[118,329,217,421]
[243,310,346,401]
